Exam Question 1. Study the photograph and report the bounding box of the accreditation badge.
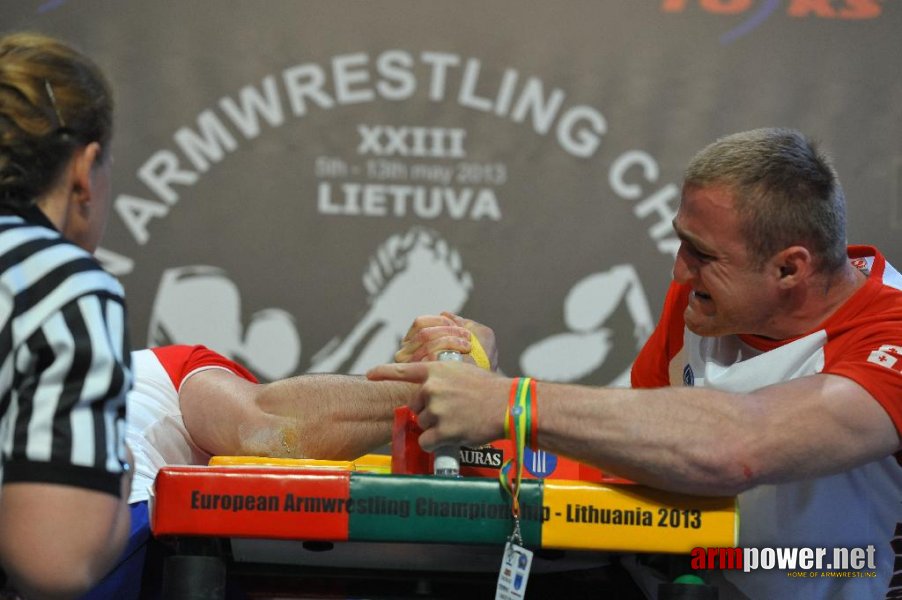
[495,539,533,600]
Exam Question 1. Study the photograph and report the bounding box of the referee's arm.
[0,293,133,600]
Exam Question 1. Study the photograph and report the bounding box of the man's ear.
[773,246,812,289]
[70,142,102,206]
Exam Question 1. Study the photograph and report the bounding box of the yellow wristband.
[469,332,491,370]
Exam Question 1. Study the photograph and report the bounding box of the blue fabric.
[79,502,150,600]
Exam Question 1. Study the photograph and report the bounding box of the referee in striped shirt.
[0,33,134,599]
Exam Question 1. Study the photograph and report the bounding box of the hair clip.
[43,79,66,128]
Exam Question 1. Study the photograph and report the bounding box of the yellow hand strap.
[469,332,491,370]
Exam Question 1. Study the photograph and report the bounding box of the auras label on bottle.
[459,445,504,468]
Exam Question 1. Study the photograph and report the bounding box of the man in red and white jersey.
[372,128,902,599]
[85,344,414,599]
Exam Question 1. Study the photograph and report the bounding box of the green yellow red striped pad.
[151,466,737,552]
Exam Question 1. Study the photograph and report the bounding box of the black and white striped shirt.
[0,205,132,496]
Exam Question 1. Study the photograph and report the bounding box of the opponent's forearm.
[251,376,416,460]
[537,383,759,496]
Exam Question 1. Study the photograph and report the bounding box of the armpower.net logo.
[692,545,878,579]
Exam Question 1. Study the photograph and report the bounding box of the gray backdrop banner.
[3,0,900,382]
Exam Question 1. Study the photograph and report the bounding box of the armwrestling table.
[150,456,736,599]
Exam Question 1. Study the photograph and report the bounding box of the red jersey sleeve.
[822,298,902,434]
[149,345,259,390]
[631,281,689,389]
